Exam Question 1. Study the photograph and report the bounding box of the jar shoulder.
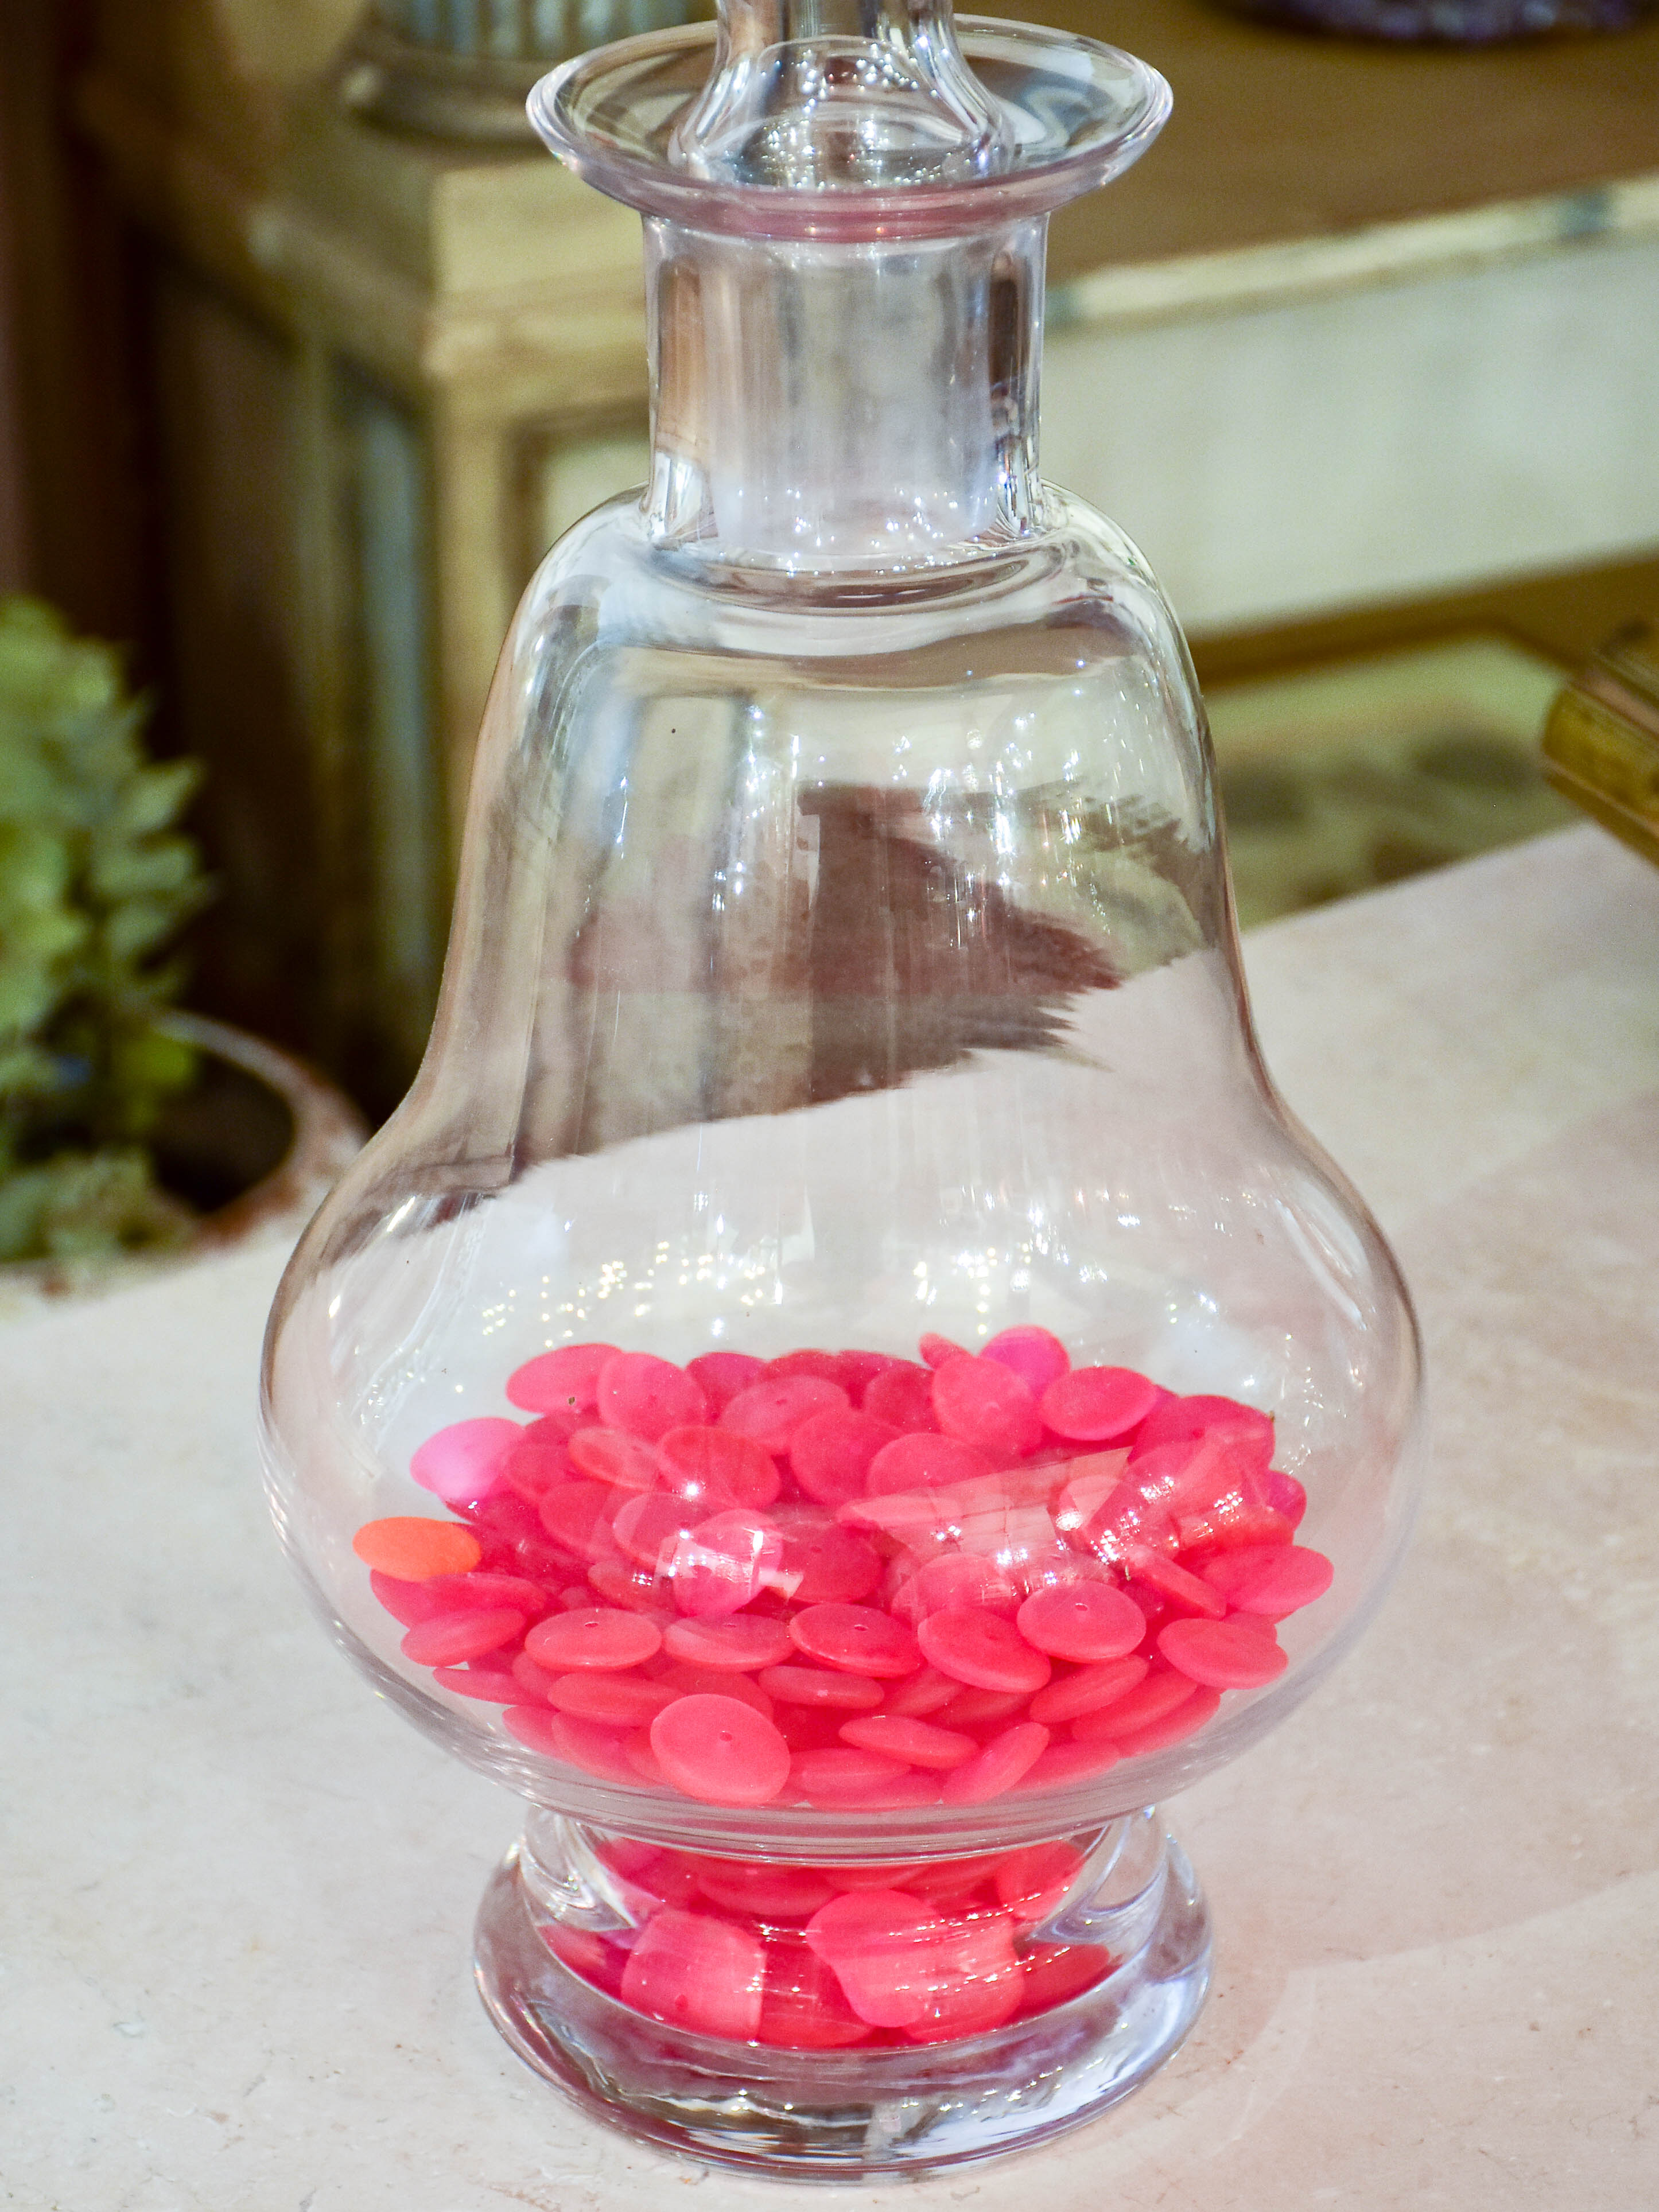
[503,488,1198,698]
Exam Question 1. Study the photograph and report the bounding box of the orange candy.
[352,1516,481,1581]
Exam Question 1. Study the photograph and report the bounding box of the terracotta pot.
[0,1013,367,1323]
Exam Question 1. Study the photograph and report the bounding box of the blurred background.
[1,0,1656,1137]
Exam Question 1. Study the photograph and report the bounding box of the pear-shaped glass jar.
[261,2,1423,2178]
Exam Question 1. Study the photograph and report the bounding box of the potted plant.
[0,596,363,1312]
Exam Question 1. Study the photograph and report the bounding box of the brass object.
[1541,619,1659,867]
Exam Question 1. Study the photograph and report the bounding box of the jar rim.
[529,17,1171,242]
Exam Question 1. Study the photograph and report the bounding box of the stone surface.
[3,824,1657,2208]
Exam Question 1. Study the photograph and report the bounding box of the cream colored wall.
[94,0,360,174]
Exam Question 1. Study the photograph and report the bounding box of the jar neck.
[643,216,1046,568]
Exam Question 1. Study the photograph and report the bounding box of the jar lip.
[529,18,1171,242]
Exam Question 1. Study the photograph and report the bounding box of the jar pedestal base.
[473,1820,1212,2179]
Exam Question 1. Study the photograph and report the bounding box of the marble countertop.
[6,823,1658,2211]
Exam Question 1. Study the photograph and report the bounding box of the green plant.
[0,596,211,1261]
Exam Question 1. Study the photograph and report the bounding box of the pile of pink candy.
[536,1830,1135,2046]
[355,1327,1332,1815]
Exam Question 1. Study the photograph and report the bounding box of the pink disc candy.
[502,1703,563,1756]
[982,1325,1071,1397]
[369,1569,449,1627]
[500,1425,576,1504]
[650,1692,792,1806]
[568,1428,661,1492]
[1018,1941,1110,2014]
[432,1665,522,1703]
[778,1519,884,1605]
[939,1720,1051,1804]
[1016,1580,1146,1661]
[1122,1546,1227,1619]
[544,1924,625,1996]
[789,1409,902,1510]
[1136,1391,1273,1456]
[1018,1737,1123,1792]
[790,1603,921,1680]
[1028,1654,1149,1726]
[693,1859,835,1921]
[919,1332,968,1369]
[903,1912,1024,2044]
[662,1614,795,1671]
[790,1748,912,1806]
[865,1432,992,1498]
[669,1509,784,1617]
[836,1351,899,1408]
[658,1425,781,1510]
[506,1343,618,1414]
[620,1908,768,2040]
[1205,1542,1333,1618]
[595,1352,707,1442]
[524,1607,662,1671]
[893,1553,1020,1624]
[765,1348,850,1389]
[931,1356,1043,1463]
[401,1606,524,1667]
[535,1480,616,1562]
[409,1417,522,1505]
[861,1362,940,1433]
[938,1684,1031,1729]
[658,1663,776,1716]
[424,1569,553,1619]
[585,1558,665,1614]
[1071,1667,1196,1742]
[1113,1684,1222,1756]
[1265,1468,1308,1527]
[756,1945,875,2048]
[611,1490,698,1570]
[880,1665,960,1718]
[1040,1366,1160,1444]
[625,1730,667,1785]
[546,1673,678,1727]
[510,1650,558,1701]
[1159,1615,1288,1688]
[758,1664,885,1711]
[994,1841,1085,1921]
[804,1891,948,2028]
[838,1715,978,1770]
[719,1374,849,1456]
[916,1607,1051,1694]
[685,1351,766,1413]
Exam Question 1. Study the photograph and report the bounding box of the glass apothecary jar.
[261,0,1423,2178]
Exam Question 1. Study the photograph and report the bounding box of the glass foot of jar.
[473,1810,1212,2179]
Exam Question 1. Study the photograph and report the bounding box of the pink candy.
[596,1352,707,1442]
[506,1343,617,1414]
[791,1602,921,1679]
[408,1417,521,1506]
[981,1325,1071,1397]
[1159,1616,1289,1689]
[525,1607,662,1671]
[720,1375,848,1455]
[931,1356,1043,1463]
[620,1908,767,2039]
[1016,1580,1146,1661]
[372,1333,1336,1865]
[650,1692,792,1806]
[918,1608,1051,1695]
[1040,1366,1161,1443]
